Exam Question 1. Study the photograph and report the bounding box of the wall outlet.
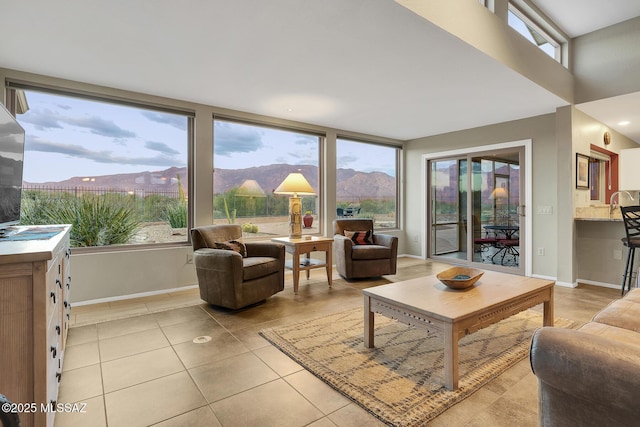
[537,247,545,256]
[613,250,623,260]
[413,235,419,242]
[186,253,194,264]
[536,206,553,215]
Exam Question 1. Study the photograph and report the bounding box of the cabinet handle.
[56,279,62,289]
[50,291,56,304]
[50,346,57,359]
[55,325,61,335]
[56,372,62,383]
[64,301,68,308]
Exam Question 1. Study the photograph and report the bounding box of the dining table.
[483,225,520,265]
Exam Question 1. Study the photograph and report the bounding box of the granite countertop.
[574,205,623,222]
[574,217,623,222]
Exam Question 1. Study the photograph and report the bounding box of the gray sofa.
[332,219,398,279]
[530,288,640,427]
[191,225,285,310]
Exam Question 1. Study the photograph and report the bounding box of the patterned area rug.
[260,308,575,427]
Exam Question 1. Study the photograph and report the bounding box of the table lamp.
[274,172,316,238]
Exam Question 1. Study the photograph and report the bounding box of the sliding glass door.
[428,147,524,273]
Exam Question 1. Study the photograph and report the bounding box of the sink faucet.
[610,191,635,213]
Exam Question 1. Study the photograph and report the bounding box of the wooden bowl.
[436,267,484,290]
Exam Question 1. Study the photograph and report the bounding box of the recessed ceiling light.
[619,120,630,126]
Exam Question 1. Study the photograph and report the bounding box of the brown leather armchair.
[191,225,285,309]
[332,219,398,279]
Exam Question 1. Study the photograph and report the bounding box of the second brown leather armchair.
[332,219,398,279]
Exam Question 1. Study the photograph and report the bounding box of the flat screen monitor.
[0,103,25,233]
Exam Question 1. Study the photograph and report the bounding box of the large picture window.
[336,138,398,229]
[213,119,321,237]
[12,88,191,247]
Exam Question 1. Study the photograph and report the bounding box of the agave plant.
[45,195,140,247]
[166,201,187,228]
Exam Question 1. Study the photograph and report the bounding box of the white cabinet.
[0,225,71,427]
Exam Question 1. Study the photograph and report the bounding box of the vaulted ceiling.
[1,0,638,142]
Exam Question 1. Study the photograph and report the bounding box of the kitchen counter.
[575,217,623,222]
[575,205,623,222]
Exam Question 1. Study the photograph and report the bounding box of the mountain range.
[25,164,396,200]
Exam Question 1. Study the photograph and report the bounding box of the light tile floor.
[56,258,619,427]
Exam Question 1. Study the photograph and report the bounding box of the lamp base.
[288,196,302,239]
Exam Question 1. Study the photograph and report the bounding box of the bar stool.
[620,206,640,295]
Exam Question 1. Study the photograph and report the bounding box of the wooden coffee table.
[362,270,554,390]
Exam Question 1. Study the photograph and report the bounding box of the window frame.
[212,116,325,238]
[335,137,401,231]
[5,83,195,253]
[507,1,568,66]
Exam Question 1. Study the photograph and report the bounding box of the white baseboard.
[531,273,556,281]
[576,279,620,290]
[398,254,423,259]
[72,284,199,307]
[554,280,578,288]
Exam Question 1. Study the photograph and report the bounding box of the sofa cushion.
[578,321,640,348]
[243,256,279,281]
[592,299,640,332]
[214,240,247,257]
[352,245,391,260]
[344,230,373,245]
[623,288,640,303]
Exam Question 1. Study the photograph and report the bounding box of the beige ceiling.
[0,0,637,142]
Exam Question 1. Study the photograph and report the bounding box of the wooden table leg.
[364,295,374,348]
[293,250,300,294]
[543,289,554,326]
[326,247,332,288]
[443,322,458,390]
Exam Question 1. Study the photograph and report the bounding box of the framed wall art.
[576,153,590,189]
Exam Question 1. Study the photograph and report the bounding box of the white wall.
[404,114,558,278]
[573,16,640,103]
[71,246,197,302]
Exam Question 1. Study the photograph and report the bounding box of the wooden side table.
[271,236,333,294]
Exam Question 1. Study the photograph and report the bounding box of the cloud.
[295,135,317,146]
[141,111,188,131]
[18,108,64,130]
[337,154,358,169]
[25,135,184,167]
[20,108,136,139]
[145,141,180,156]
[62,116,136,139]
[214,121,264,156]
